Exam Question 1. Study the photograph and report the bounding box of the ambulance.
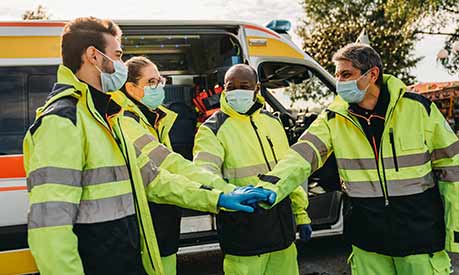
[0,19,342,274]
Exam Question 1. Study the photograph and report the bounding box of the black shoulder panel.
[260,109,278,120]
[326,109,336,120]
[260,109,284,127]
[403,92,432,115]
[124,111,140,122]
[46,83,75,101]
[202,111,230,135]
[29,96,78,135]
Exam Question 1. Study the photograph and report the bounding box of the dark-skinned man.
[193,64,311,275]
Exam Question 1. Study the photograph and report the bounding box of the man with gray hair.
[257,43,459,274]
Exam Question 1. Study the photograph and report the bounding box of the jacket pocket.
[399,134,424,151]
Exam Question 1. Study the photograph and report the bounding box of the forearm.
[289,186,311,225]
[258,149,312,205]
[161,153,236,193]
[143,164,222,214]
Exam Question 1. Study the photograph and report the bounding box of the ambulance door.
[256,58,343,237]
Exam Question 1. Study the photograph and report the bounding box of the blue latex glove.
[218,186,273,213]
[243,187,277,206]
[298,224,312,241]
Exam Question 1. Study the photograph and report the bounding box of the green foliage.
[284,75,334,109]
[289,0,459,103]
[298,0,432,83]
[439,37,459,74]
[436,3,459,75]
[22,5,50,20]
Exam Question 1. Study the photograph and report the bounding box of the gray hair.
[332,43,383,87]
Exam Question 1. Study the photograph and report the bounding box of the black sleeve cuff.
[258,174,280,184]
[200,184,214,191]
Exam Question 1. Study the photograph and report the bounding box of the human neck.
[75,65,103,92]
[127,88,142,102]
[358,86,380,111]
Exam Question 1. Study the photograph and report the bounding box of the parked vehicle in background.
[409,81,459,136]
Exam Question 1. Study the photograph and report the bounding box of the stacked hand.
[218,185,277,213]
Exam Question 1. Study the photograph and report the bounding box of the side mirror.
[266,20,292,34]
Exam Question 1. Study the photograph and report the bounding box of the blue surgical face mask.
[226,89,256,114]
[336,70,371,103]
[141,86,165,110]
[94,49,128,93]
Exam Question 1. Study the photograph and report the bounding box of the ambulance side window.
[28,74,56,122]
[0,73,27,155]
[0,67,56,155]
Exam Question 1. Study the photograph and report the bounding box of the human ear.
[254,83,261,93]
[125,82,136,94]
[84,46,100,65]
[371,67,380,83]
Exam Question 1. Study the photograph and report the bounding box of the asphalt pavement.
[177,236,459,275]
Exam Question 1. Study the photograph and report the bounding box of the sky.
[1,0,458,84]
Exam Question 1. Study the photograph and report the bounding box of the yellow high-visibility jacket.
[260,75,459,256]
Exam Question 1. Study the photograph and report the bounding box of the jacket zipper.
[335,111,389,206]
[389,128,399,172]
[340,90,403,206]
[86,95,156,270]
[250,116,272,170]
[85,95,119,140]
[251,117,288,244]
[116,119,156,272]
[266,136,278,164]
[378,92,403,203]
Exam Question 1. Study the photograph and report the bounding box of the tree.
[434,2,459,75]
[22,5,50,20]
[289,0,458,103]
[284,75,334,111]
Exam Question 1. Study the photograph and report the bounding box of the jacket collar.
[140,104,167,128]
[39,65,83,110]
[126,91,169,127]
[56,64,90,94]
[56,64,121,126]
[111,90,175,129]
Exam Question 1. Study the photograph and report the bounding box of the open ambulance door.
[253,57,344,237]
